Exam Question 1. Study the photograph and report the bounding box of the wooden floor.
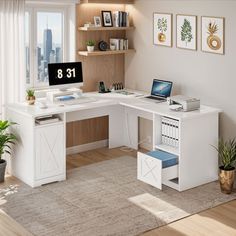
[66,146,137,170]
[143,200,236,236]
[0,147,236,236]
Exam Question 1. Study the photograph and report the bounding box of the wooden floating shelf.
[81,0,134,4]
[78,26,135,32]
[78,49,135,57]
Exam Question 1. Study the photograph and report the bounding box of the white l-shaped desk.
[7,91,220,191]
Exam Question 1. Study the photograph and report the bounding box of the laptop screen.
[151,79,173,98]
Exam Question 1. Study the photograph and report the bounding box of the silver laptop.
[145,79,173,103]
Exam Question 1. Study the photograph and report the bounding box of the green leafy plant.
[181,19,193,45]
[213,139,236,170]
[86,40,95,47]
[157,18,167,33]
[26,89,35,97]
[0,121,17,161]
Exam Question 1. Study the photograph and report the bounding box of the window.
[36,12,63,86]
[25,11,30,84]
[25,4,71,88]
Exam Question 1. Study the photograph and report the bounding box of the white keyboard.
[62,97,96,105]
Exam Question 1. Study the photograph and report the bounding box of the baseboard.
[66,139,108,155]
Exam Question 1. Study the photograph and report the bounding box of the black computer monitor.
[48,62,83,89]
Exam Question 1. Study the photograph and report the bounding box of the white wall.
[125,0,236,140]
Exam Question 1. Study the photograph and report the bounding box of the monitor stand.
[47,88,83,103]
[58,87,81,92]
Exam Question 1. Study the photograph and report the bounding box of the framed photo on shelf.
[201,16,225,55]
[101,11,113,27]
[94,16,102,27]
[176,14,197,51]
[153,13,172,47]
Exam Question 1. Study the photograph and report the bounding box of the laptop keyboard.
[146,96,166,101]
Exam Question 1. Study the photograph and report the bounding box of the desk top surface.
[6,90,221,120]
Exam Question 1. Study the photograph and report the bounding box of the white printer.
[167,95,200,112]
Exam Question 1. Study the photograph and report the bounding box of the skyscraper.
[25,46,30,84]
[55,47,61,63]
[43,28,52,63]
[25,46,30,72]
[37,47,41,67]
[49,50,56,63]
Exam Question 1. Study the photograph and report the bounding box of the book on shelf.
[161,117,179,148]
[35,116,60,125]
[119,11,123,27]
[110,38,129,50]
[113,11,130,27]
[126,12,130,27]
[124,39,129,50]
[119,39,124,50]
[113,11,119,27]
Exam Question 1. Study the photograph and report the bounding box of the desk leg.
[109,105,126,148]
[123,107,139,150]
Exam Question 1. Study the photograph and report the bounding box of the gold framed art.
[201,16,225,55]
[153,13,173,47]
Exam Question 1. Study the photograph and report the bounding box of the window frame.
[25,3,69,89]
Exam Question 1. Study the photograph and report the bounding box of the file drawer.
[137,151,179,190]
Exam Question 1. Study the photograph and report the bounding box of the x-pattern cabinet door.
[137,152,162,189]
[35,123,65,180]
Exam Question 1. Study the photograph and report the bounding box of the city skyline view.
[37,12,63,45]
[25,11,63,85]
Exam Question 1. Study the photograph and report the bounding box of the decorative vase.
[26,96,35,105]
[0,159,7,183]
[87,46,95,52]
[110,45,116,51]
[219,166,235,194]
[158,33,166,42]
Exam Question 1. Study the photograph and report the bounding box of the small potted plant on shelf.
[0,120,17,182]
[26,89,35,105]
[213,139,236,194]
[86,40,95,52]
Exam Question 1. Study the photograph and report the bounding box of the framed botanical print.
[201,16,225,54]
[177,14,197,50]
[153,13,172,47]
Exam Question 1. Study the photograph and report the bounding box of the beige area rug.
[0,156,236,236]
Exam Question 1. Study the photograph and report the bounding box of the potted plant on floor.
[26,89,35,105]
[86,40,95,52]
[0,120,17,182]
[214,139,236,194]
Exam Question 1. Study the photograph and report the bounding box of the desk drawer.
[137,151,178,190]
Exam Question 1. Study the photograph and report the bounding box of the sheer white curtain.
[0,0,25,119]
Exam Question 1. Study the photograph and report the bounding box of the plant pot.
[26,96,35,105]
[87,46,95,52]
[158,33,166,42]
[219,166,235,194]
[0,159,7,183]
